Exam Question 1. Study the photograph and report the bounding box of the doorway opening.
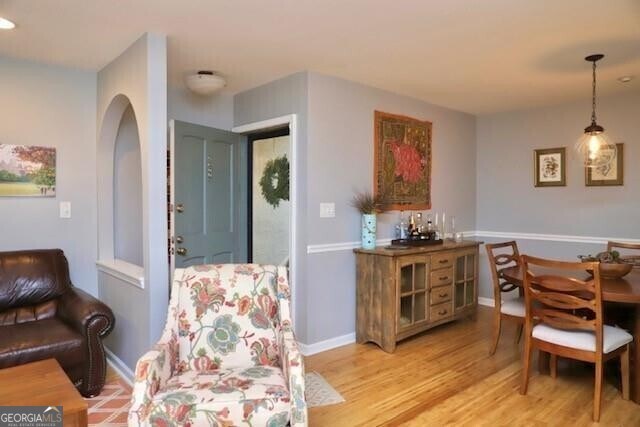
[233,114,298,325]
[247,127,290,265]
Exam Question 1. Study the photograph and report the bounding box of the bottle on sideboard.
[416,212,424,234]
[408,212,416,235]
[426,215,436,240]
[397,211,407,239]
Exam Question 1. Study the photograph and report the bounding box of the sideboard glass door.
[454,250,477,312]
[398,256,430,330]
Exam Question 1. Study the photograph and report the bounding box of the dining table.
[501,264,640,404]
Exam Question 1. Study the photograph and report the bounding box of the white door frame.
[232,114,298,326]
[169,119,177,277]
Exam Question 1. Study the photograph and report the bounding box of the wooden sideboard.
[354,240,482,353]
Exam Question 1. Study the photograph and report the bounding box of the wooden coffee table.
[0,359,88,426]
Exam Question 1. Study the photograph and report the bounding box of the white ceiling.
[1,0,639,114]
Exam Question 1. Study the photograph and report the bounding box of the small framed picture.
[586,143,623,186]
[534,147,566,187]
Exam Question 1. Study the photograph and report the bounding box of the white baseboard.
[299,332,356,356]
[478,297,495,307]
[105,347,134,385]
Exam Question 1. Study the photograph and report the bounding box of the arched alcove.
[113,105,143,266]
[96,94,145,286]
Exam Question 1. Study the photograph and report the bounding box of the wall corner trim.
[96,259,145,289]
[105,347,134,385]
[299,332,356,356]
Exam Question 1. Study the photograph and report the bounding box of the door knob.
[176,247,187,256]
[176,203,185,213]
[176,235,184,244]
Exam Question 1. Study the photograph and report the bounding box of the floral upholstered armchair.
[129,264,307,426]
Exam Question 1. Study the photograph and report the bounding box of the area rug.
[305,371,345,408]
[86,370,343,424]
[86,378,132,427]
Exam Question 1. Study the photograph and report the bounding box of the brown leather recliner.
[0,249,115,397]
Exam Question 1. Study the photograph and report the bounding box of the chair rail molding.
[307,239,392,254]
[306,230,640,254]
[474,230,640,245]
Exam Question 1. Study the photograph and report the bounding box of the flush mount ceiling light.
[185,71,226,96]
[575,54,616,169]
[0,17,16,29]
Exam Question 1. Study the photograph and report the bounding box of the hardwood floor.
[306,306,640,426]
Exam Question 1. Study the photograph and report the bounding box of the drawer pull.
[439,259,448,264]
[438,309,447,315]
[438,293,448,298]
[439,276,448,281]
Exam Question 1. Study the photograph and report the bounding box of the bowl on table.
[593,262,633,279]
[579,255,633,279]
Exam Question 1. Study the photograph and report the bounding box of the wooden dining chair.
[486,241,525,355]
[607,240,640,252]
[520,255,633,422]
[607,241,640,266]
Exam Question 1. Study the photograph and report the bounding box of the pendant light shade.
[575,54,616,168]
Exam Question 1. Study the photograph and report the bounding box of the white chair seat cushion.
[148,365,291,425]
[532,323,633,354]
[500,297,525,317]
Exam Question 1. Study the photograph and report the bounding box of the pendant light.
[575,54,616,168]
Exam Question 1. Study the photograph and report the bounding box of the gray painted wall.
[99,273,148,369]
[476,90,640,299]
[234,71,310,342]
[5,52,636,357]
[113,105,143,266]
[234,71,477,345]
[0,56,98,295]
[305,72,477,344]
[168,85,234,130]
[97,33,168,371]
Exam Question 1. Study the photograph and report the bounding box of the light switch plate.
[320,202,335,218]
[59,201,71,219]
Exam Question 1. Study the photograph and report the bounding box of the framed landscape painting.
[586,143,623,186]
[374,111,432,210]
[0,144,56,197]
[534,147,566,187]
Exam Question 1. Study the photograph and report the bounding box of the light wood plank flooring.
[306,306,640,426]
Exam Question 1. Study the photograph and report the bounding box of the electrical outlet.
[59,201,71,219]
[320,202,335,218]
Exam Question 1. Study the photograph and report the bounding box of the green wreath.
[260,155,290,208]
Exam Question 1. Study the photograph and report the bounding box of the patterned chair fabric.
[129,264,307,426]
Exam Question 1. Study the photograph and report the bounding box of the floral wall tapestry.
[374,111,432,210]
